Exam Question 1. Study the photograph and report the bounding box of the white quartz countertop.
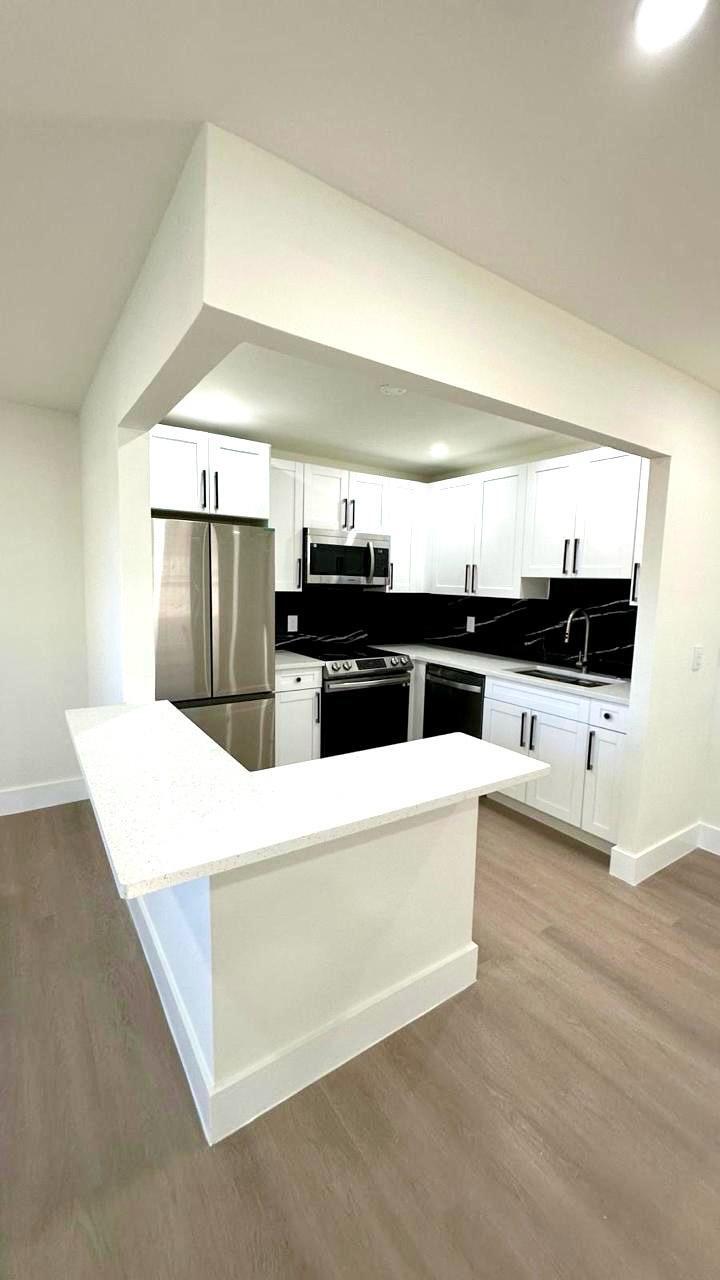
[66,701,549,899]
[377,644,631,706]
[275,650,324,673]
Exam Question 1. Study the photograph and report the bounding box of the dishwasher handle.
[425,671,485,696]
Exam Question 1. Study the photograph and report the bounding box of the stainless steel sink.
[512,668,608,688]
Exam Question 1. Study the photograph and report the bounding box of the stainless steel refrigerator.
[152,517,275,769]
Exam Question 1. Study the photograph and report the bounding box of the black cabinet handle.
[471,564,478,593]
[528,714,537,753]
[296,557,302,589]
[214,471,219,511]
[572,538,580,574]
[315,691,321,724]
[520,711,527,748]
[562,538,570,574]
[341,498,348,528]
[464,563,470,593]
[586,729,595,771]
[389,562,394,591]
[631,561,640,603]
[200,469,207,510]
[349,499,356,529]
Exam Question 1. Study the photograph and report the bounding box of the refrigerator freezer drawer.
[180,696,275,771]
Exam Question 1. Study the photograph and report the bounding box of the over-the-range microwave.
[304,528,391,587]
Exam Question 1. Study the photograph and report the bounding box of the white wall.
[0,400,87,809]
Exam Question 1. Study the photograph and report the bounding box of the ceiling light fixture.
[379,384,408,397]
[429,442,449,460]
[634,0,709,53]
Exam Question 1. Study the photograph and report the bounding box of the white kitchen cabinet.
[581,726,625,842]
[383,479,425,592]
[524,709,588,827]
[275,687,322,765]
[149,424,210,513]
[482,697,530,802]
[523,448,642,580]
[629,457,650,606]
[303,464,349,529]
[348,472,385,533]
[428,465,531,597]
[428,475,479,594]
[270,459,304,592]
[208,435,270,519]
[150,424,270,519]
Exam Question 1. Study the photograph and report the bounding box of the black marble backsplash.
[276,579,637,678]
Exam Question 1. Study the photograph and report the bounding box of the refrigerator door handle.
[214,470,220,512]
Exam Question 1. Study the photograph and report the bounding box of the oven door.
[321,675,410,757]
[305,530,390,586]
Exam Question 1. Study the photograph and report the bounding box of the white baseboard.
[610,822,701,886]
[127,900,477,1146]
[208,943,478,1145]
[127,896,213,1142]
[0,776,87,817]
[697,823,720,856]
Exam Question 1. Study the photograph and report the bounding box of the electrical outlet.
[287,615,298,634]
[466,616,476,634]
[691,645,704,672]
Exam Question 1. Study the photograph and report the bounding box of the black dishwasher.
[422,664,485,740]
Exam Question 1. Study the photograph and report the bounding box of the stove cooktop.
[286,642,413,681]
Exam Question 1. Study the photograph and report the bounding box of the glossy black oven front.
[321,677,410,757]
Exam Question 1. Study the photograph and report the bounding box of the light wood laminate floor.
[4,798,720,1279]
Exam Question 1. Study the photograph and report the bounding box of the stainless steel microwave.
[304,529,391,587]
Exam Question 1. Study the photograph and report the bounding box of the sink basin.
[512,668,608,688]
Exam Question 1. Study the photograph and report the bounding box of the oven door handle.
[367,540,375,582]
[324,675,411,693]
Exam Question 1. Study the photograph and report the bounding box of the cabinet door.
[581,727,625,843]
[382,479,416,592]
[348,472,384,533]
[275,687,322,765]
[522,456,576,576]
[150,425,209,513]
[482,697,529,802]
[208,435,270,519]
[525,710,587,827]
[428,477,478,594]
[304,464,349,529]
[574,451,641,579]
[629,458,650,606]
[270,459,304,592]
[474,466,526,596]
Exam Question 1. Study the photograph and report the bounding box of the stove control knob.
[391,656,400,666]
[331,662,341,672]
[343,661,352,671]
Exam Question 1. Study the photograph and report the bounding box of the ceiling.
[2,0,720,413]
[166,342,583,477]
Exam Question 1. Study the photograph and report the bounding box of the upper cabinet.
[270,458,304,592]
[629,458,650,606]
[303,464,349,529]
[382,479,426,593]
[150,424,270,520]
[523,448,643,580]
[428,465,530,598]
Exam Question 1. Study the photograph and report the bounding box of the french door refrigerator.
[152,517,275,770]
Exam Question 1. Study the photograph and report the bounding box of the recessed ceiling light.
[429,442,449,460]
[379,384,408,397]
[634,0,709,53]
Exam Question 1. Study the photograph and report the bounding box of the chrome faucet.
[564,608,591,673]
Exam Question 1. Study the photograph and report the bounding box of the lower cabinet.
[275,686,322,765]
[483,686,626,843]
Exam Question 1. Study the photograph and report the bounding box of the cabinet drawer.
[486,678,590,724]
[589,701,628,733]
[276,668,322,691]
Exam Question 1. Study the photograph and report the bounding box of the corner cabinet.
[523,448,643,580]
[275,668,322,765]
[150,424,270,519]
[483,678,627,844]
[270,459,304,591]
[428,464,533,598]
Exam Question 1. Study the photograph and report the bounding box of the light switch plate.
[287,615,299,633]
[691,645,704,671]
[466,616,476,633]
